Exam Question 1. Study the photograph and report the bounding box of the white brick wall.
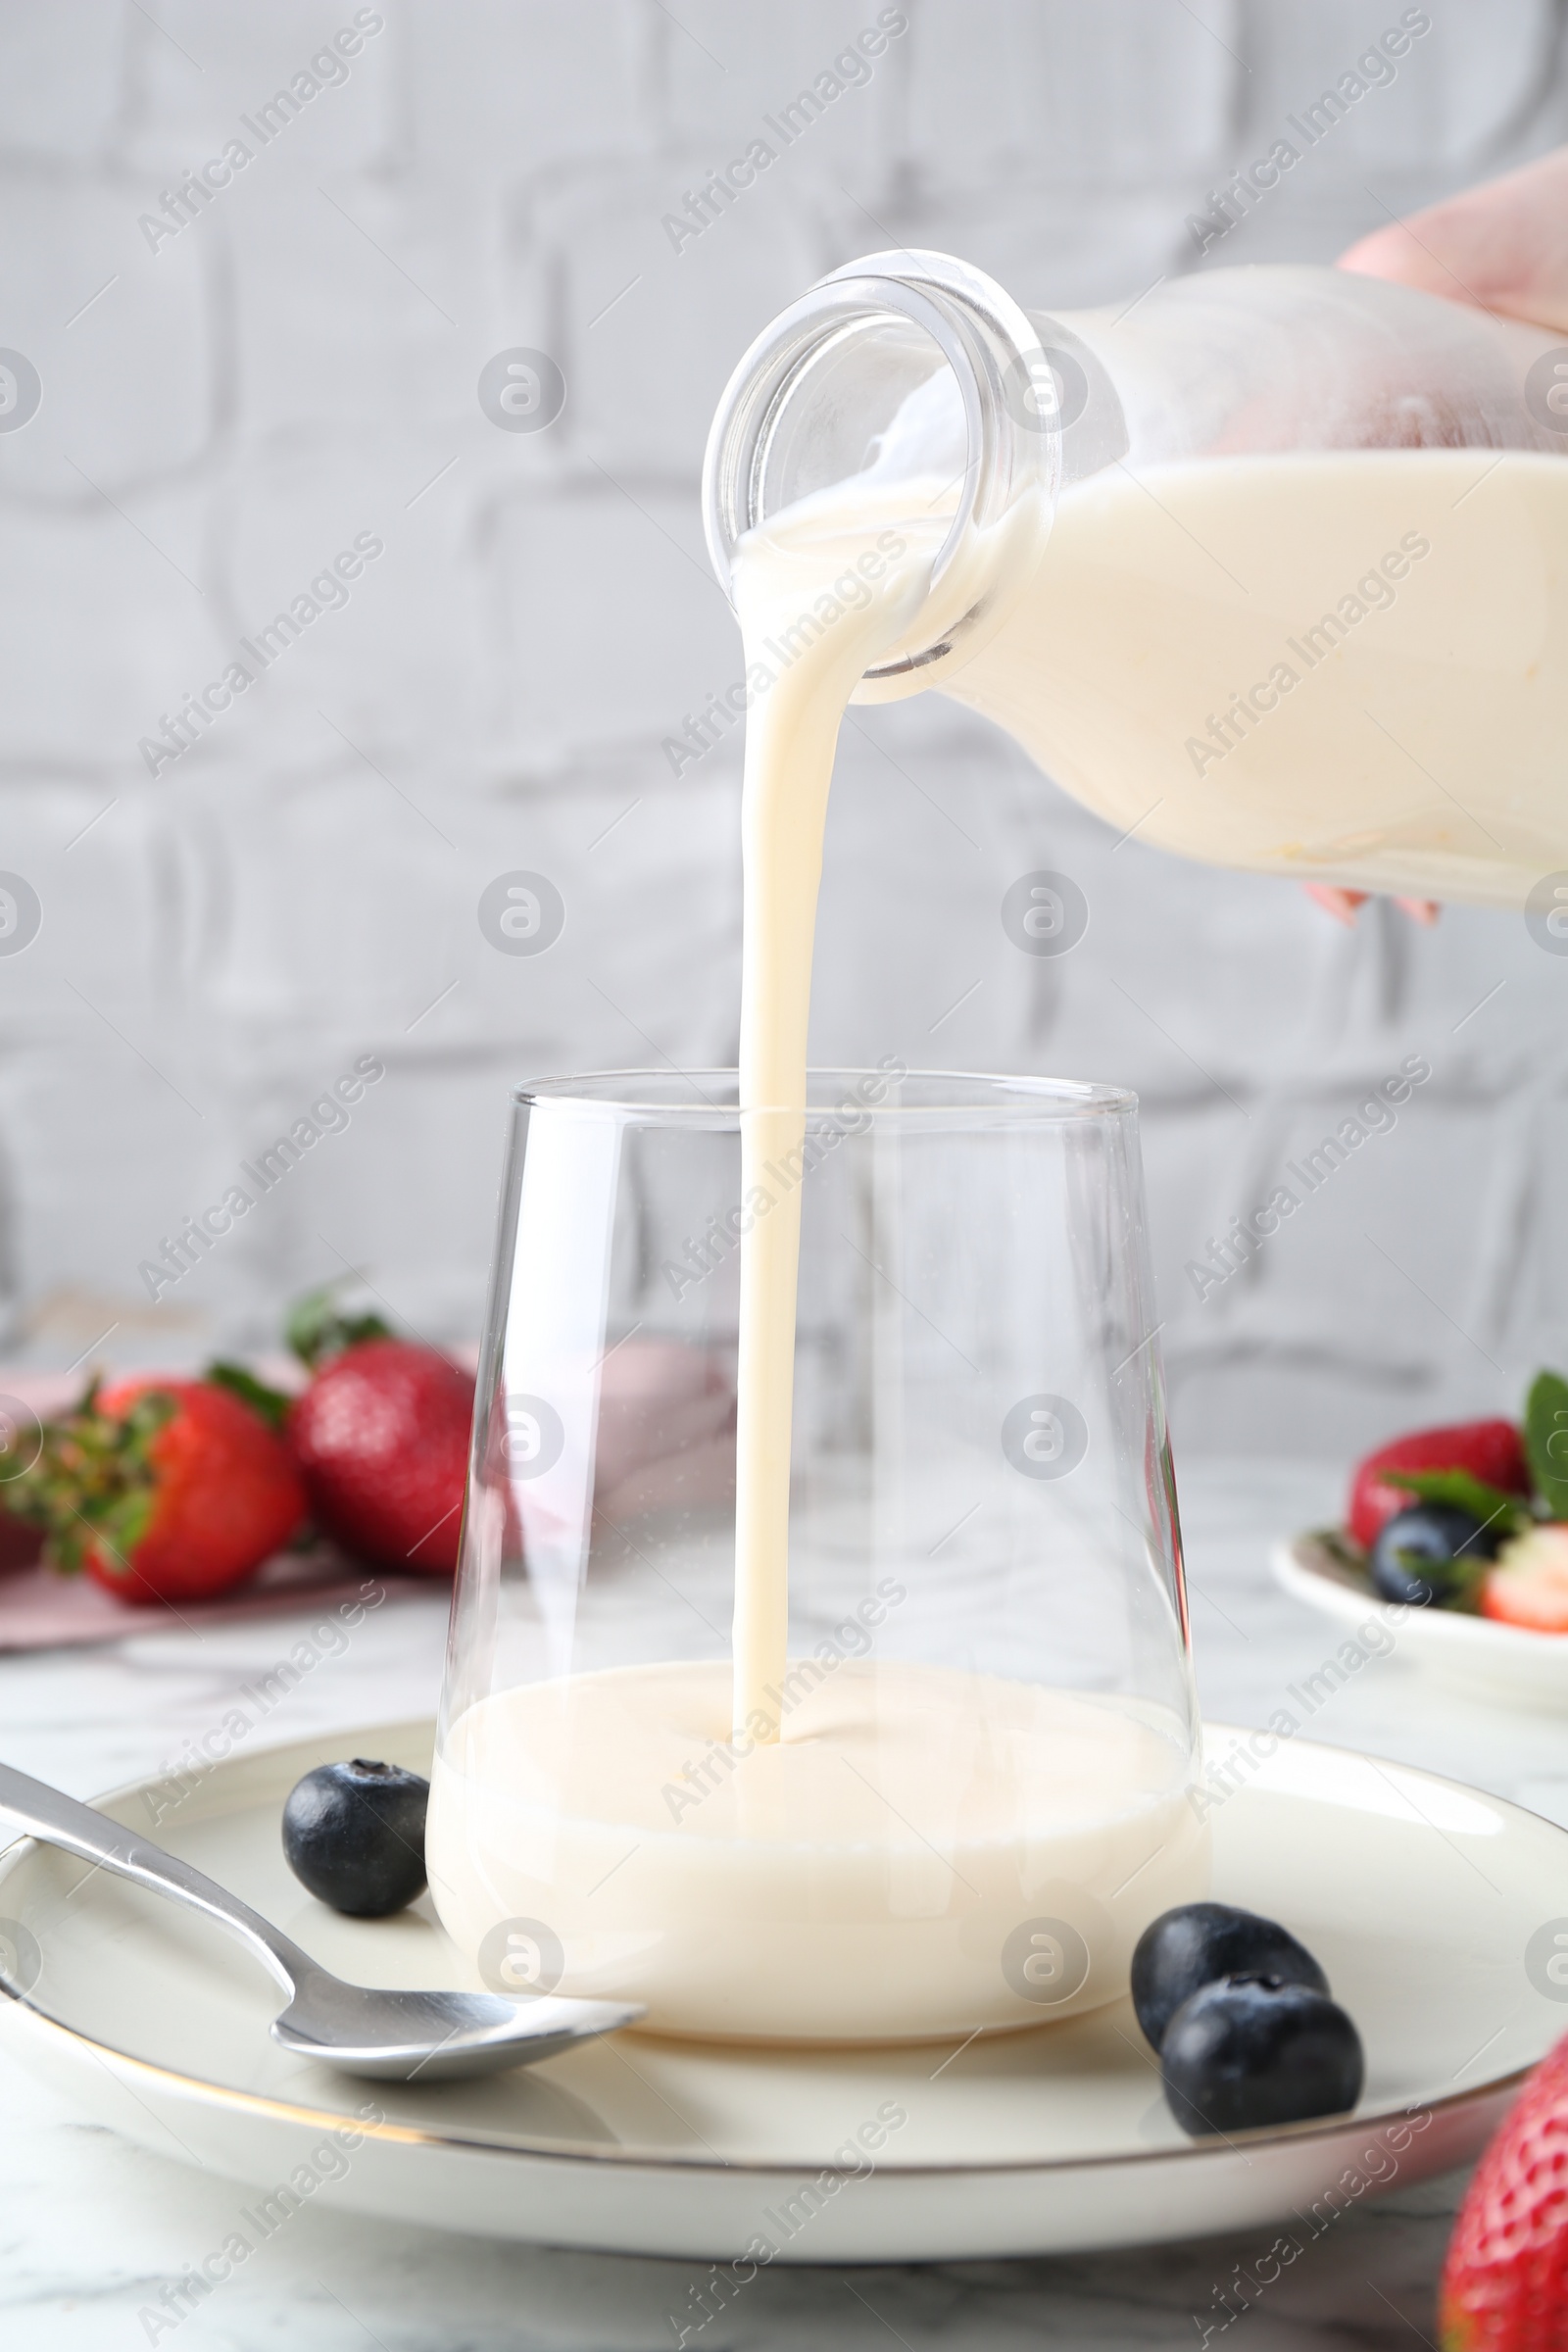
[1,0,1566,1461]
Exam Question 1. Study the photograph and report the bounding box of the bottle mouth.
[702,251,1058,688]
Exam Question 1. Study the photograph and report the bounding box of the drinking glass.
[428,1068,1206,2041]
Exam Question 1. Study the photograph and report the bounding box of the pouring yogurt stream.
[429,249,1567,2038]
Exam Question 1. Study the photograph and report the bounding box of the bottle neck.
[703,251,1060,695]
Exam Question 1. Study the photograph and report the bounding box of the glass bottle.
[705,253,1568,908]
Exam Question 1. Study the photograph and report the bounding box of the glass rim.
[512,1067,1138,1120]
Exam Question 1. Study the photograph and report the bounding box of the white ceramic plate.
[0,1717,1560,2262]
[1274,1531,1568,1711]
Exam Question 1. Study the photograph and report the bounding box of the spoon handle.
[0,1757,318,1998]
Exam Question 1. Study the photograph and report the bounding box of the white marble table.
[0,1459,1558,2350]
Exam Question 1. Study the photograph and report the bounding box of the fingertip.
[1335,226,1412,281]
[1304,883,1368,927]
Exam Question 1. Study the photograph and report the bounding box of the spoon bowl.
[270,1980,643,2082]
[0,1757,642,2082]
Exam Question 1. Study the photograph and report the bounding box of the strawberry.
[1440,2029,1568,2348]
[1482,1526,1568,1634]
[1348,1420,1529,1550]
[3,1376,306,1604]
[285,1289,473,1576]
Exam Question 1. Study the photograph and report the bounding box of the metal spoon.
[0,1758,642,2082]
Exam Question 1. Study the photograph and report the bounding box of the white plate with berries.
[0,1716,1565,2260]
[1274,1379,1568,1710]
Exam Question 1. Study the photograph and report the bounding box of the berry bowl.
[1272,1531,1568,1712]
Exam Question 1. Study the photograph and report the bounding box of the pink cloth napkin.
[0,1545,433,1650]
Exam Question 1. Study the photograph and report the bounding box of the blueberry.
[282,1758,429,1917]
[1161,1972,1364,2136]
[1131,1902,1328,2052]
[1370,1503,1498,1608]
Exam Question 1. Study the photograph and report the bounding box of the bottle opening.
[703,252,1059,691]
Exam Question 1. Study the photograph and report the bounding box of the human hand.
[1303,886,1439,929]
[1338,143,1568,335]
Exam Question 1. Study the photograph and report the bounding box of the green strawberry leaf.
[89,1485,159,1576]
[286,1283,393,1372]
[3,1384,176,1575]
[1308,1526,1370,1578]
[1525,1370,1568,1519]
[1420,1562,1487,1614]
[1381,1468,1531,1540]
[207,1360,293,1431]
